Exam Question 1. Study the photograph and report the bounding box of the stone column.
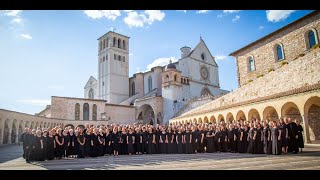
[8,128,12,144]
[15,130,19,143]
[0,129,3,145]
[301,114,311,143]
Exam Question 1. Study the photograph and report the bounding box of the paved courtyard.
[0,144,320,170]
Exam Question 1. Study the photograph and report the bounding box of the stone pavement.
[1,144,320,170]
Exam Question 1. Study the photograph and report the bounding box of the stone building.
[0,30,228,145]
[170,10,320,145]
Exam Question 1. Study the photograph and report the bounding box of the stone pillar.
[0,129,3,145]
[8,129,12,144]
[154,110,158,126]
[301,114,311,143]
[15,130,19,143]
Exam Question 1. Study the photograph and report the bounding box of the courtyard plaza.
[0,144,320,170]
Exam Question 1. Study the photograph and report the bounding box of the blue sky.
[0,10,313,115]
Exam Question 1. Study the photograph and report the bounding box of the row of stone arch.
[171,96,320,144]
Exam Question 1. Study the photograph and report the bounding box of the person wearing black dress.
[247,123,257,154]
[84,129,92,157]
[67,129,75,158]
[147,127,155,154]
[120,127,127,155]
[62,129,70,159]
[205,126,214,153]
[73,130,79,158]
[184,127,193,154]
[167,127,174,154]
[271,121,281,155]
[176,127,184,154]
[135,128,142,155]
[104,129,112,156]
[55,129,64,159]
[296,119,304,152]
[127,128,135,155]
[159,127,167,154]
[98,129,105,156]
[47,130,55,160]
[42,130,48,160]
[141,127,148,154]
[77,129,86,158]
[227,124,237,153]
[155,127,161,154]
[34,130,44,161]
[112,127,120,156]
[256,123,264,154]
[279,118,288,154]
[214,127,221,153]
[262,122,271,154]
[91,129,99,157]
[220,126,228,152]
[238,124,246,153]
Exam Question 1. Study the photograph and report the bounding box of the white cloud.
[177,10,187,13]
[266,10,296,22]
[129,53,134,56]
[1,10,22,17]
[259,25,264,30]
[232,15,240,22]
[16,99,51,106]
[136,67,142,73]
[124,10,165,28]
[20,33,32,39]
[196,10,210,14]
[223,10,241,14]
[215,55,228,60]
[146,57,178,71]
[217,14,223,18]
[48,85,64,91]
[84,10,121,21]
[11,17,22,24]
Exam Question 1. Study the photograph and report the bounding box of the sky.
[0,10,313,115]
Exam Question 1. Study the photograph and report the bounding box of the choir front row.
[20,117,304,163]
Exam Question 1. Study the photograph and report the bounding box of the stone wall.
[178,47,320,118]
[234,11,320,87]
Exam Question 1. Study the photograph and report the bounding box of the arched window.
[88,88,94,99]
[113,37,116,46]
[103,39,105,49]
[83,103,89,120]
[174,75,177,81]
[148,76,152,92]
[92,104,97,121]
[106,54,108,60]
[131,82,135,95]
[123,40,126,50]
[181,78,183,83]
[248,56,255,71]
[123,56,125,62]
[114,54,117,60]
[106,37,109,47]
[99,41,102,51]
[118,55,121,61]
[201,53,205,60]
[308,30,317,49]
[275,44,284,61]
[118,39,121,48]
[75,103,80,120]
[187,79,189,84]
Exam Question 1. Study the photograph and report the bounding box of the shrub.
[312,43,320,50]
[281,61,288,66]
[248,79,253,83]
[257,74,264,78]
[268,68,274,72]
[298,53,305,57]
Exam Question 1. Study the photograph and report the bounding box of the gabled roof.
[84,76,97,88]
[97,31,130,40]
[187,38,218,67]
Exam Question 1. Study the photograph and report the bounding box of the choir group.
[19,117,304,163]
